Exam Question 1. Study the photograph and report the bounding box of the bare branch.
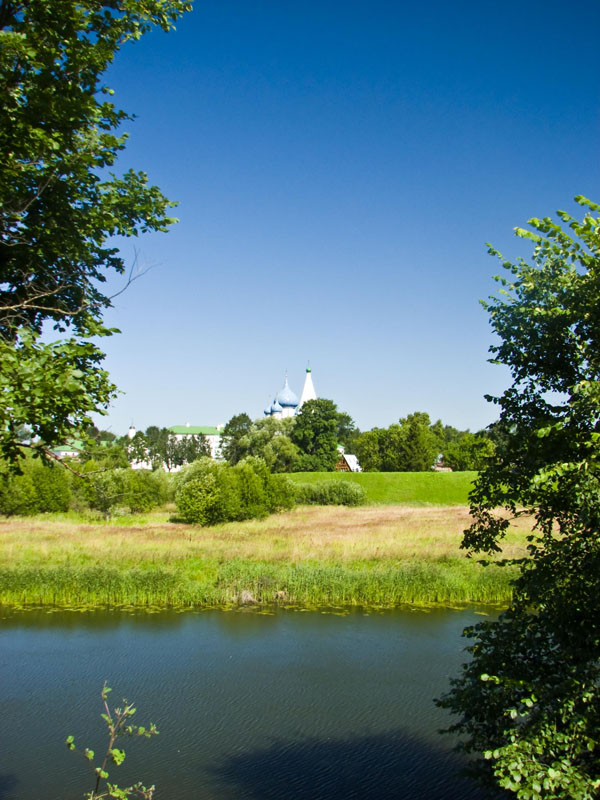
[108,248,155,303]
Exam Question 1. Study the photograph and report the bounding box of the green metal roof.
[52,441,84,453]
[169,426,221,436]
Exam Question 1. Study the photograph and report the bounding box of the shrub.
[30,463,71,512]
[84,468,129,516]
[265,473,295,513]
[176,474,220,525]
[293,479,366,507]
[233,460,268,520]
[0,471,38,515]
[0,460,71,515]
[172,457,214,494]
[126,469,169,512]
[236,456,294,514]
[175,457,294,525]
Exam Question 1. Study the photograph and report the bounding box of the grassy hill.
[287,471,477,506]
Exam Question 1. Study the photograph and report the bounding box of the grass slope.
[0,504,528,609]
[287,471,477,505]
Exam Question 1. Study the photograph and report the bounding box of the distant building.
[168,424,224,460]
[126,423,224,470]
[335,450,362,473]
[51,441,84,460]
[431,454,452,472]
[264,367,317,419]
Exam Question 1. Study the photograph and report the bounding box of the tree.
[235,417,299,473]
[126,427,210,471]
[439,196,600,798]
[354,413,442,472]
[354,428,383,471]
[443,432,495,471]
[377,423,406,471]
[336,411,360,452]
[221,413,253,465]
[397,411,440,471]
[125,430,151,465]
[0,0,191,467]
[291,398,339,472]
[178,433,211,465]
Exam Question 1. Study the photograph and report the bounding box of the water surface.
[0,606,499,799]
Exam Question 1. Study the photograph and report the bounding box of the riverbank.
[0,504,528,608]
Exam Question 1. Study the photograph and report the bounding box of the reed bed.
[0,505,528,609]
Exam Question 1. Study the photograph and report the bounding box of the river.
[0,606,502,799]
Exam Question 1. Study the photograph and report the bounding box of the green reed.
[0,558,516,609]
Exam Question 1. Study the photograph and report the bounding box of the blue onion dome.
[276,377,299,408]
[270,398,283,413]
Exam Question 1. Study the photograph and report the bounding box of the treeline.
[221,399,350,473]
[0,456,170,517]
[72,401,496,475]
[0,453,367,523]
[0,401,495,520]
[353,413,495,472]
[222,405,495,473]
[125,426,211,470]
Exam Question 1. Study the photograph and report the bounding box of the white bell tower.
[298,366,317,410]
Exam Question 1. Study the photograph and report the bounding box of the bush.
[292,479,366,507]
[30,463,71,512]
[126,469,169,512]
[175,457,294,525]
[71,466,168,517]
[236,456,295,515]
[0,460,71,515]
[0,471,38,515]
[265,473,295,513]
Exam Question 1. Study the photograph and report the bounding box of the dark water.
[0,606,499,800]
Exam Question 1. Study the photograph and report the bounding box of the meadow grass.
[287,471,477,505]
[0,504,529,609]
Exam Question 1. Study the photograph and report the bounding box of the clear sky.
[93,0,600,436]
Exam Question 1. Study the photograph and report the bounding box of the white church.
[122,365,360,471]
[263,367,317,419]
[126,367,319,467]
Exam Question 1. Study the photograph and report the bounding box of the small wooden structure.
[336,453,362,472]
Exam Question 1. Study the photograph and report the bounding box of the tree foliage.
[125,427,210,470]
[354,412,442,472]
[336,411,360,453]
[439,196,600,798]
[443,432,495,472]
[174,457,294,525]
[221,413,253,465]
[291,398,339,472]
[0,0,190,466]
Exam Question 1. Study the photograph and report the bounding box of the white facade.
[126,424,224,470]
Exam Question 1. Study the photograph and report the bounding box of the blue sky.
[94,0,600,435]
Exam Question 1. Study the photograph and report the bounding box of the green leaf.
[109,748,126,765]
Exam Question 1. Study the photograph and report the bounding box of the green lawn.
[287,471,476,505]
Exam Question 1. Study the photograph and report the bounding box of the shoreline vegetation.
[0,487,530,609]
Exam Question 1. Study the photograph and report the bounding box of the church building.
[264,367,317,419]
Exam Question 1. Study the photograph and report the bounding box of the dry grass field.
[0,505,530,608]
